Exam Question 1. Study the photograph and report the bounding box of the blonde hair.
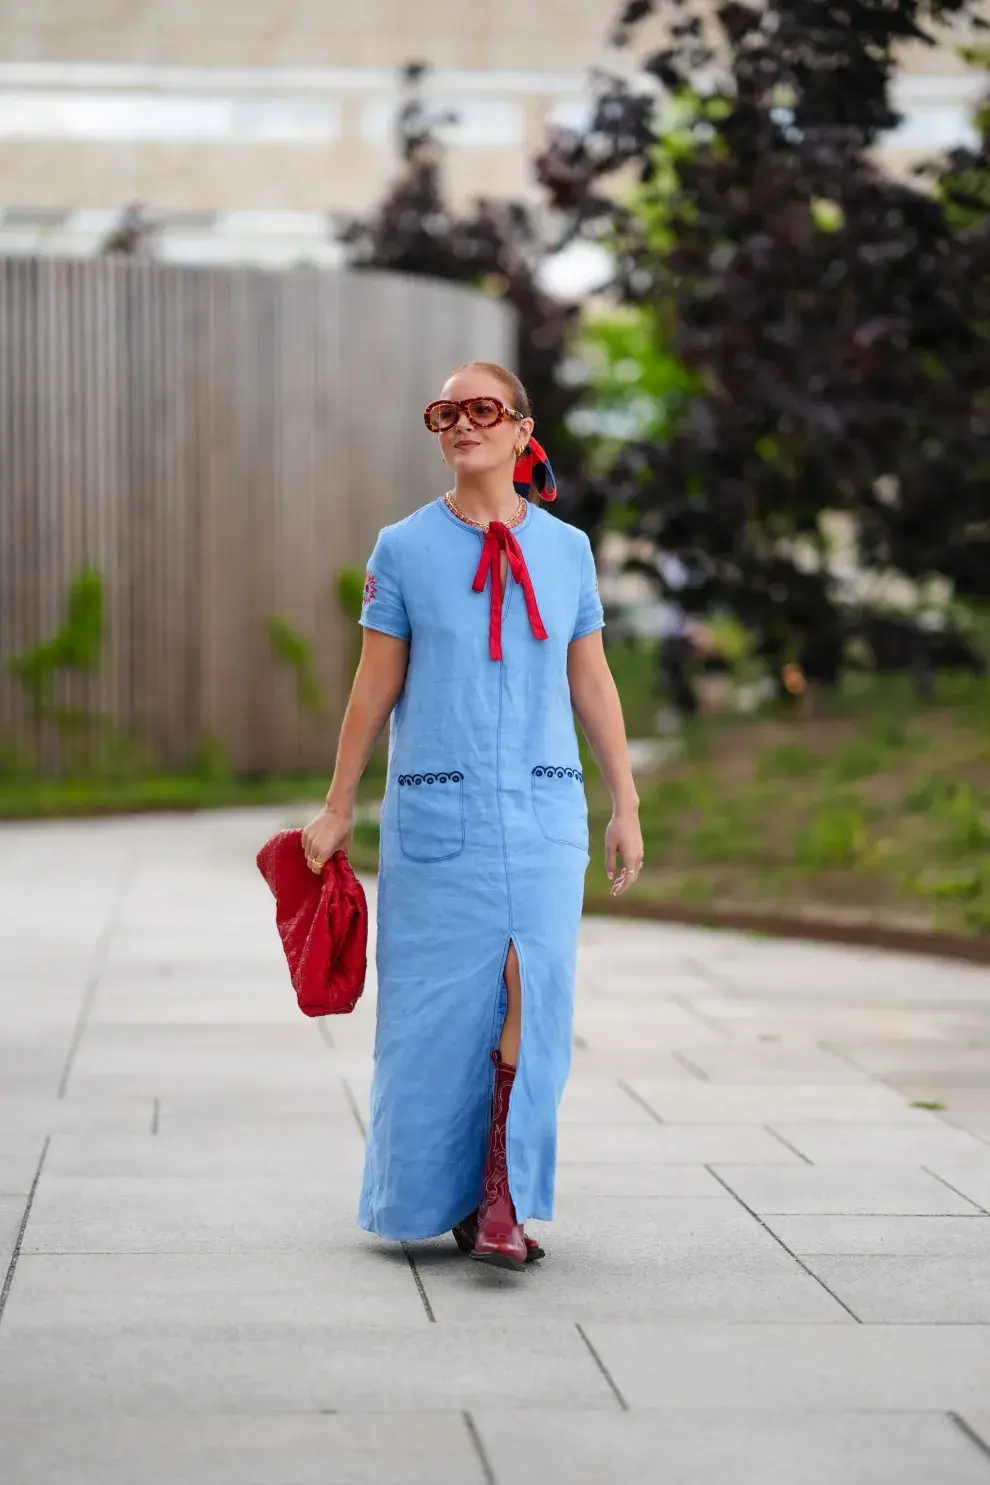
[450,361,532,418]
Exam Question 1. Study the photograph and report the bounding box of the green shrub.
[905,773,956,812]
[6,566,105,716]
[266,616,327,720]
[938,784,990,856]
[909,865,985,901]
[6,567,108,774]
[192,732,233,782]
[336,567,365,624]
[828,737,885,783]
[797,803,867,869]
[757,742,818,779]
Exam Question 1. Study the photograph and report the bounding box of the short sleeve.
[359,527,411,642]
[570,532,605,642]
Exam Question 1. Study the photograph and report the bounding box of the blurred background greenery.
[3,0,990,940]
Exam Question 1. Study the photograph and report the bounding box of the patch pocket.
[531,765,588,851]
[397,771,465,863]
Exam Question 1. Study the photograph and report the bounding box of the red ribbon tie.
[472,521,549,662]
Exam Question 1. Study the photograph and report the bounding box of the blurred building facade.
[0,1,984,265]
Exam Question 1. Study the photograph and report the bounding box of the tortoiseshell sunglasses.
[423,396,526,433]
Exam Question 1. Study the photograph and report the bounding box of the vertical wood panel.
[0,256,516,777]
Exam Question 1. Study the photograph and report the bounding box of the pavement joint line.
[948,1412,990,1463]
[934,1107,990,1145]
[55,971,99,1099]
[671,1048,710,1081]
[615,1078,665,1123]
[315,1019,335,1051]
[668,992,732,1040]
[815,1041,875,1080]
[462,1411,498,1485]
[704,1163,864,1324]
[681,955,742,997]
[922,1166,989,1215]
[151,1097,160,1135]
[763,1124,814,1164]
[574,1322,629,1412]
[55,852,132,1099]
[341,1078,368,1138]
[0,1135,50,1327]
[401,1243,436,1323]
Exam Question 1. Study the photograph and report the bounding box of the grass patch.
[584,668,990,937]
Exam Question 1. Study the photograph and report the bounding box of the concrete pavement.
[2,806,990,1483]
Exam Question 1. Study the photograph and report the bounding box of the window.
[0,90,340,142]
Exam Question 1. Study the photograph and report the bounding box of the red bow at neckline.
[472,521,548,662]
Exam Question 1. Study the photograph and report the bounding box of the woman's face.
[437,370,534,480]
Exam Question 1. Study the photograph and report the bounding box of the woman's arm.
[567,630,644,895]
[302,629,408,867]
[326,630,409,813]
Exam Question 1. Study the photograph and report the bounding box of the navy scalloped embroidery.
[532,766,583,783]
[397,772,464,786]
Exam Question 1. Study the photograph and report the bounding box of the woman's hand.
[605,807,644,897]
[301,805,354,874]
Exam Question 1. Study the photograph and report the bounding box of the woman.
[302,362,643,1270]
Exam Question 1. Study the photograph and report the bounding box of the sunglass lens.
[467,398,501,426]
[427,403,458,431]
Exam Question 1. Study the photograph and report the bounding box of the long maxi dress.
[357,495,605,1242]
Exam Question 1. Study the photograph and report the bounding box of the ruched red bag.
[256,830,368,1016]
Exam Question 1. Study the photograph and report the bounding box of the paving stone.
[0,1092,160,1138]
[5,809,990,1480]
[898,1092,990,1143]
[924,1163,990,1213]
[413,1198,849,1324]
[764,1214,990,1256]
[655,1045,871,1084]
[573,1002,723,1049]
[802,1255,990,1322]
[584,1322,990,1411]
[1,1195,25,1271]
[474,1409,990,1485]
[0,1137,45,1195]
[4,1252,430,1326]
[557,1124,801,1165]
[20,1176,368,1255]
[768,1121,989,1164]
[961,1414,990,1452]
[0,1321,616,1414]
[577,972,718,1000]
[43,1132,364,1180]
[0,1412,486,1485]
[88,980,301,1024]
[829,1041,990,1087]
[625,1081,926,1124]
[67,1023,332,1080]
[553,1164,725,1198]
[710,1164,983,1214]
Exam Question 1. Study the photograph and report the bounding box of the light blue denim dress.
[357,496,604,1240]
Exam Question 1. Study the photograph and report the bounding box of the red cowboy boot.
[452,1210,544,1262]
[471,1050,528,1270]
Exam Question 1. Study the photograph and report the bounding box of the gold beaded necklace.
[444,490,527,533]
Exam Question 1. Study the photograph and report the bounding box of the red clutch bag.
[256,829,368,1016]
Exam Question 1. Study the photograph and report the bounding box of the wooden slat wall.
[0,257,515,776]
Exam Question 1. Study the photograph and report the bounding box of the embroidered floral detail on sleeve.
[362,571,379,607]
